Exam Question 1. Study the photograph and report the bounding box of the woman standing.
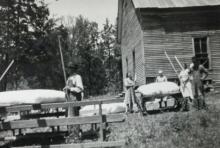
[179,63,194,111]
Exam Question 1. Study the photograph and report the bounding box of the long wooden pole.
[174,56,184,70]
[0,60,14,82]
[58,36,67,83]
[58,36,75,140]
[164,50,178,75]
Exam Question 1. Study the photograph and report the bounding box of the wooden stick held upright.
[58,36,70,108]
[164,50,178,75]
[0,60,14,82]
[174,56,184,70]
[58,36,67,83]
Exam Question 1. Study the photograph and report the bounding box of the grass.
[108,93,220,148]
[1,93,220,147]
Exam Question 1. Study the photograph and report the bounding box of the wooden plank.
[0,98,124,114]
[99,103,104,141]
[0,136,16,141]
[0,114,125,130]
[20,112,66,119]
[11,140,126,148]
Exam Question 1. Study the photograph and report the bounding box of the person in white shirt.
[64,62,84,116]
[66,73,84,97]
[155,70,168,108]
[63,62,84,143]
[156,70,167,83]
[179,63,194,111]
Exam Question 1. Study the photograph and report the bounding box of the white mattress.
[0,89,66,107]
[136,82,180,97]
[80,103,125,116]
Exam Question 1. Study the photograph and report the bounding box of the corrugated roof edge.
[132,0,220,9]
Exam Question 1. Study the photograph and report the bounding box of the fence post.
[99,102,104,141]
[56,108,60,132]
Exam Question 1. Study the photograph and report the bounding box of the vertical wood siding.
[142,9,220,87]
[120,0,145,86]
[119,3,220,88]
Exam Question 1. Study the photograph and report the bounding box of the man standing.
[155,70,168,108]
[64,62,84,143]
[190,57,208,110]
[124,72,135,113]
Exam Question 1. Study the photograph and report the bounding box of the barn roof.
[132,0,220,9]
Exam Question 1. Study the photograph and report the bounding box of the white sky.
[45,0,118,28]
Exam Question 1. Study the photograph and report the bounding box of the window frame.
[192,36,211,69]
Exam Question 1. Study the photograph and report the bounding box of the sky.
[45,0,118,28]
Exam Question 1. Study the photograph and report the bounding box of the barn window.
[193,37,209,68]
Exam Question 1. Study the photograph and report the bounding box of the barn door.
[193,37,209,69]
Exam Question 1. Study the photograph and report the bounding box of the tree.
[0,0,61,90]
[67,15,107,96]
[0,2,122,95]
[99,19,122,94]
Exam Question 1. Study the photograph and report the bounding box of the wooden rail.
[0,114,125,130]
[12,140,126,148]
[0,98,124,114]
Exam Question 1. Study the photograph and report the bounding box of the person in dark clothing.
[190,57,208,110]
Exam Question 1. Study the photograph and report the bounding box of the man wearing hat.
[155,70,168,108]
[65,62,84,108]
[64,62,84,143]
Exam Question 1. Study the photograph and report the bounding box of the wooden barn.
[117,0,220,90]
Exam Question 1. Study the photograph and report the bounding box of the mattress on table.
[0,89,66,107]
[136,82,180,97]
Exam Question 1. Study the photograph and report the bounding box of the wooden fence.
[0,98,126,148]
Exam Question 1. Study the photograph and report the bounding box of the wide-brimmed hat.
[67,62,78,70]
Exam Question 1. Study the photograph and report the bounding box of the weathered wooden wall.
[210,31,220,90]
[141,8,220,87]
[120,0,145,86]
[118,2,220,88]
